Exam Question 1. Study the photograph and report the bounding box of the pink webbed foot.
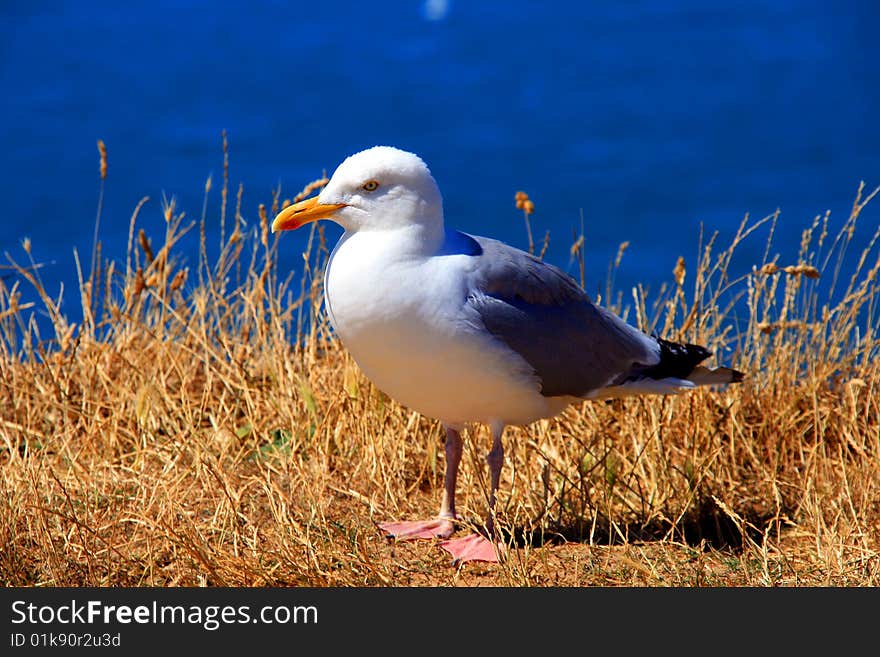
[378,518,456,541]
[439,533,503,564]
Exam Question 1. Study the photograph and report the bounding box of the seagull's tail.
[592,337,744,399]
[684,364,745,386]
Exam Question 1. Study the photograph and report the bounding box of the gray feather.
[463,235,660,398]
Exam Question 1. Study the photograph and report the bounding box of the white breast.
[323,230,563,427]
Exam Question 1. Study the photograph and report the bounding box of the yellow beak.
[271,196,346,232]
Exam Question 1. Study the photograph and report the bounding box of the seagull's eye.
[362,180,380,192]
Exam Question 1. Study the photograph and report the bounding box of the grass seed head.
[294,177,329,203]
[673,256,686,286]
[97,139,108,180]
[169,268,187,292]
[783,264,820,279]
[138,229,154,264]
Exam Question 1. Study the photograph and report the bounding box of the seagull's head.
[272,146,443,234]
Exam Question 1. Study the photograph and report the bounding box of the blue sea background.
[2,0,878,331]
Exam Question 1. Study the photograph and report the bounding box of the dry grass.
[1,146,879,587]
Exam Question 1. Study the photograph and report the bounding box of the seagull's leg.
[485,426,504,540]
[378,425,461,541]
[439,424,463,521]
[439,422,505,564]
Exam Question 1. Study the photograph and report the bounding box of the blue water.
[2,1,879,325]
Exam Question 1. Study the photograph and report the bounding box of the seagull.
[272,146,743,563]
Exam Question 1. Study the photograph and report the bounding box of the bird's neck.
[353,218,446,257]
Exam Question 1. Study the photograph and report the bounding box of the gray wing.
[464,235,660,398]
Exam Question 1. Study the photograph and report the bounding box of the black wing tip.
[660,337,710,373]
[653,337,746,384]
[626,336,745,386]
[634,336,713,381]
